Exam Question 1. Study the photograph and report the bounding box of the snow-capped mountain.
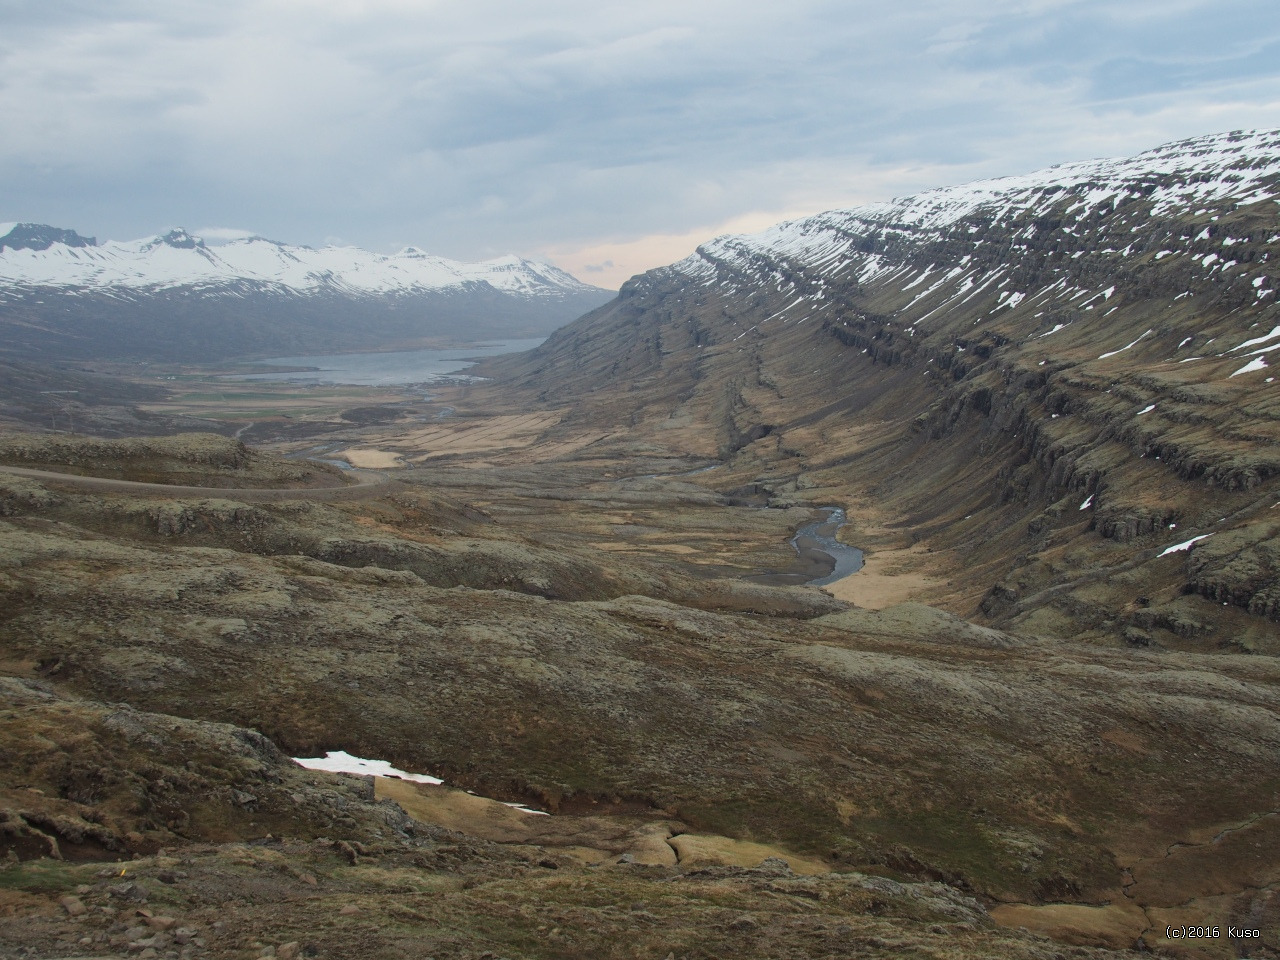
[522,129,1279,398]
[0,225,598,299]
[0,226,613,361]
[655,128,1278,375]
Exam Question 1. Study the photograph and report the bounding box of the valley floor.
[1,369,1277,959]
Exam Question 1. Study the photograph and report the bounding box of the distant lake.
[229,338,545,386]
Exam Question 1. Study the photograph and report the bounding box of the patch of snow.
[1079,494,1094,510]
[501,802,550,816]
[1231,357,1269,377]
[1229,324,1280,352]
[901,266,935,290]
[293,750,549,815]
[293,750,443,784]
[1137,404,1156,415]
[1099,329,1153,360]
[1159,534,1213,557]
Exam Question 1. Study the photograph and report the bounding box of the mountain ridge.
[488,127,1280,648]
[0,224,613,361]
[0,222,600,297]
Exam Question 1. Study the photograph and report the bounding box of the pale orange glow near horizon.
[540,208,819,290]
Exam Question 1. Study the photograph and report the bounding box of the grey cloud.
[1,1,1278,267]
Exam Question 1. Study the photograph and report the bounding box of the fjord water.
[231,337,546,386]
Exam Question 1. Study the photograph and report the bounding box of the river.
[790,506,864,586]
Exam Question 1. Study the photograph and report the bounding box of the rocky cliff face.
[497,129,1280,647]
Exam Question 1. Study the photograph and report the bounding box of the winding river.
[789,506,864,586]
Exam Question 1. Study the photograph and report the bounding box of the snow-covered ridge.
[0,226,597,298]
[674,129,1280,280]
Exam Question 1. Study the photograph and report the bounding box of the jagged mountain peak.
[149,228,206,250]
[0,223,97,252]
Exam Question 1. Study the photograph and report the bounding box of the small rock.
[173,928,196,945]
[277,942,302,960]
[232,789,258,807]
[60,895,87,916]
[138,950,158,960]
[339,904,360,915]
[753,857,792,876]
[109,881,147,901]
[147,915,179,930]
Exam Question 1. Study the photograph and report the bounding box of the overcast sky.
[3,1,1279,288]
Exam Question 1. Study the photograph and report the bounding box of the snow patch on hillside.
[675,129,1280,285]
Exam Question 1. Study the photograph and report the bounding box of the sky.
[2,1,1279,289]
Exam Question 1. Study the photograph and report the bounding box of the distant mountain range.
[0,225,613,362]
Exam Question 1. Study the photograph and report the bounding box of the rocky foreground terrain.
[0,428,1276,959]
[3,131,1280,959]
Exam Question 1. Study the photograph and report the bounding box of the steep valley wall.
[492,131,1280,651]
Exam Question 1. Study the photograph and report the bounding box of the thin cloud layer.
[3,0,1279,287]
